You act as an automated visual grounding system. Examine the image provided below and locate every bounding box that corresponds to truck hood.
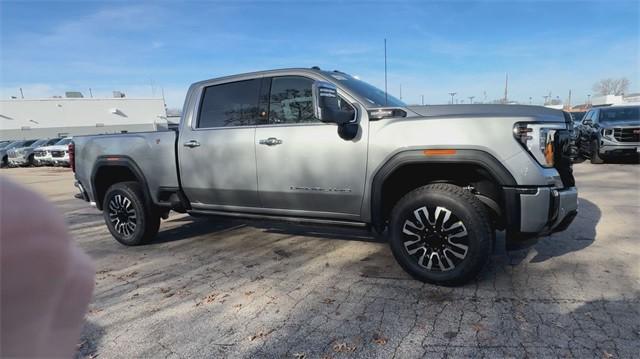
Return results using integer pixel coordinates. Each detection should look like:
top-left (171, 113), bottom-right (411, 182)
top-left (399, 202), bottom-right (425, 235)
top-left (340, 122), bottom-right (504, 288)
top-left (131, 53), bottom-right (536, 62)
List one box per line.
top-left (44, 145), bottom-right (69, 151)
top-left (406, 104), bottom-right (565, 121)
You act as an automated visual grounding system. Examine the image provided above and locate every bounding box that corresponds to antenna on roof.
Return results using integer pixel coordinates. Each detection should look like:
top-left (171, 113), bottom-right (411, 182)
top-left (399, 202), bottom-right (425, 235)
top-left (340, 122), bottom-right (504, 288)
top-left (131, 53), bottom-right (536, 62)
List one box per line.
top-left (384, 38), bottom-right (388, 106)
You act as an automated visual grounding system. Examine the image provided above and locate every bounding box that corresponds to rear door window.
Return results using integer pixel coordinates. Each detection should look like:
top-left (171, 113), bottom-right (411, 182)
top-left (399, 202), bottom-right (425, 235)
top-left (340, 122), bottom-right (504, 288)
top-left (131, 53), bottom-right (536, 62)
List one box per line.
top-left (197, 79), bottom-right (261, 128)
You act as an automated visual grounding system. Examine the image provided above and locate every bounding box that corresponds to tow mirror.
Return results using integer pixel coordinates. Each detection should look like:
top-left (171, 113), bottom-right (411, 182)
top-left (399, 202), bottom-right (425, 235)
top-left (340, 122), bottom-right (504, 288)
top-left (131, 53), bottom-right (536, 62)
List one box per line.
top-left (312, 81), bottom-right (355, 125)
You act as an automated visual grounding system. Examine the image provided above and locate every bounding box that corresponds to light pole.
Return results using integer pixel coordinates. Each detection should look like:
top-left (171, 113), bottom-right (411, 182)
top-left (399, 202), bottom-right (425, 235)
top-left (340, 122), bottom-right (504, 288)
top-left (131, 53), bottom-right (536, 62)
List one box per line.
top-left (529, 96), bottom-right (532, 105)
top-left (421, 94), bottom-right (424, 105)
top-left (448, 92), bottom-right (457, 104)
top-left (468, 96), bottom-right (475, 104)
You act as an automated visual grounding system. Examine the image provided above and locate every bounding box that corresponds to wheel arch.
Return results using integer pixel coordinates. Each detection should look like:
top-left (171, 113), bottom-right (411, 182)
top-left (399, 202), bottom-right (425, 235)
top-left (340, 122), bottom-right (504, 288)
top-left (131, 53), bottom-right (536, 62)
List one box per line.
top-left (91, 156), bottom-right (152, 211)
top-left (370, 149), bottom-right (517, 232)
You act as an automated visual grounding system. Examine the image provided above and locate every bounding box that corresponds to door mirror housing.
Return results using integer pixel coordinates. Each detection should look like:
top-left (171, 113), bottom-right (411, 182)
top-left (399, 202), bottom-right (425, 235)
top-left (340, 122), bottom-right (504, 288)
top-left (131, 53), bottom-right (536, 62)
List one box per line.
top-left (312, 81), bottom-right (355, 125)
top-left (583, 119), bottom-right (593, 126)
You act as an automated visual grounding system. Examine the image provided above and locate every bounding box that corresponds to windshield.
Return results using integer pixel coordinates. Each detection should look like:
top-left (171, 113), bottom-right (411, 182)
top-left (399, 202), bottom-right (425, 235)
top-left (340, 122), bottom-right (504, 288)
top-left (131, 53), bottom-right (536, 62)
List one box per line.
top-left (55, 138), bottom-right (72, 146)
top-left (26, 139), bottom-right (43, 148)
top-left (324, 72), bottom-right (405, 107)
top-left (45, 138), bottom-right (62, 146)
top-left (599, 107), bottom-right (639, 122)
top-left (3, 141), bottom-right (26, 149)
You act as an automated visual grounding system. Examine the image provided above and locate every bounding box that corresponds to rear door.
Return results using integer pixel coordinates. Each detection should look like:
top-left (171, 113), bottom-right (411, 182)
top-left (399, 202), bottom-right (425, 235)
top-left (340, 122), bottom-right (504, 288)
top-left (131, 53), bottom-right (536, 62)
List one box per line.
top-left (178, 78), bottom-right (263, 209)
top-left (254, 75), bottom-right (368, 219)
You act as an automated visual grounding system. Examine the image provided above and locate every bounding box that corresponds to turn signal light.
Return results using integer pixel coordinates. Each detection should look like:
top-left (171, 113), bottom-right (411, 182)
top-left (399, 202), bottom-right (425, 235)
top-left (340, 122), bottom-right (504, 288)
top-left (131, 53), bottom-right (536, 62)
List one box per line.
top-left (423, 149), bottom-right (457, 156)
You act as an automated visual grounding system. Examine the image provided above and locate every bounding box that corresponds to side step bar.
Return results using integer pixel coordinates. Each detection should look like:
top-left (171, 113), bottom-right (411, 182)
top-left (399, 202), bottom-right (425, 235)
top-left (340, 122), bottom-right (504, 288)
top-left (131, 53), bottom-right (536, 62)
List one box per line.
top-left (189, 209), bottom-right (369, 228)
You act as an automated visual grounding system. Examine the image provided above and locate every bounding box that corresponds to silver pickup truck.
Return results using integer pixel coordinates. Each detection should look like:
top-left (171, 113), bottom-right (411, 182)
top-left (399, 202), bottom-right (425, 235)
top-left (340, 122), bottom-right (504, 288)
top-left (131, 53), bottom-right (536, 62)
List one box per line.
top-left (72, 67), bottom-right (578, 285)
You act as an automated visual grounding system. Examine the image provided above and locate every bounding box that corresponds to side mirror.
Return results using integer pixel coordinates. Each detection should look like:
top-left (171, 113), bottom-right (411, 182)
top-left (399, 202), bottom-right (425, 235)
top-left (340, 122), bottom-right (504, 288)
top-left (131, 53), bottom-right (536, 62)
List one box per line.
top-left (312, 81), bottom-right (355, 125)
top-left (583, 119), bottom-right (593, 125)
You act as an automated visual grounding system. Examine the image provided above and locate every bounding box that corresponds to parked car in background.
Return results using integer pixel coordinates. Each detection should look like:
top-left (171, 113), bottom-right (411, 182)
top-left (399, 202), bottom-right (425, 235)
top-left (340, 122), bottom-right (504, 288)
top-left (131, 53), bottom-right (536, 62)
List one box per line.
top-left (575, 105), bottom-right (640, 163)
top-left (34, 137), bottom-right (72, 166)
top-left (7, 138), bottom-right (60, 167)
top-left (1, 140), bottom-right (34, 167)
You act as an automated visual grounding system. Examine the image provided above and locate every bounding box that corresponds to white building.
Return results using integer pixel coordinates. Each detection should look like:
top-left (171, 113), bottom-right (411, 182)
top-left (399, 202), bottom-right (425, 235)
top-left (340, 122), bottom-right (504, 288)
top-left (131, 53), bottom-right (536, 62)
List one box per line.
top-left (0, 97), bottom-right (168, 140)
top-left (591, 93), bottom-right (640, 107)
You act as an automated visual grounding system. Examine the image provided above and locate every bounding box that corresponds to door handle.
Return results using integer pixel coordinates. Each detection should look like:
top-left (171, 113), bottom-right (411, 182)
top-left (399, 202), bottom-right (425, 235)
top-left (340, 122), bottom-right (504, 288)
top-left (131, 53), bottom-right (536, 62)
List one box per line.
top-left (183, 140), bottom-right (200, 148)
top-left (259, 137), bottom-right (283, 146)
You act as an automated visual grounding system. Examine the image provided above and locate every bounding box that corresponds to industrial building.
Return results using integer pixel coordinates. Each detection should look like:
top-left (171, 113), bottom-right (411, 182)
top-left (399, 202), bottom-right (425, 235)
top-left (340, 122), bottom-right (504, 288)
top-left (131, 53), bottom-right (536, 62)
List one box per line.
top-left (0, 95), bottom-right (169, 140)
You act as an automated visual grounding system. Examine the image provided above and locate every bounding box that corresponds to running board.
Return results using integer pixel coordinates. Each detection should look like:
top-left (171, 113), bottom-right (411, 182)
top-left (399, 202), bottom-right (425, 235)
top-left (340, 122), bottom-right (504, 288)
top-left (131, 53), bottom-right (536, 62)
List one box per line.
top-left (189, 209), bottom-right (369, 228)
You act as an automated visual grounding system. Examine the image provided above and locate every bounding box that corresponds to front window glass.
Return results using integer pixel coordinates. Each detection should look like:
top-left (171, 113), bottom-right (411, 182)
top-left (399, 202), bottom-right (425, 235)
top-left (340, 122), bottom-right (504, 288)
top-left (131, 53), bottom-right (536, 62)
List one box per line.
top-left (269, 76), bottom-right (316, 124)
top-left (599, 107), bottom-right (640, 122)
top-left (197, 79), bottom-right (261, 128)
top-left (22, 140), bottom-right (37, 147)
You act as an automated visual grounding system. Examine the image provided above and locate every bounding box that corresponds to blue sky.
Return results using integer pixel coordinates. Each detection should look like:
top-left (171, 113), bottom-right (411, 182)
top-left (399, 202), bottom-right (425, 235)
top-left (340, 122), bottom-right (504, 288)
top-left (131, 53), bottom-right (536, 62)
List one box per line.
top-left (1, 0), bottom-right (638, 108)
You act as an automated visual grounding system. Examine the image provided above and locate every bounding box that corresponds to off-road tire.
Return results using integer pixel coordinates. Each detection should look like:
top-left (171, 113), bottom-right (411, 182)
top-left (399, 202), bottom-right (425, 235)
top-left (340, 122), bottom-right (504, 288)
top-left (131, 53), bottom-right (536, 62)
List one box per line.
top-left (103, 181), bottom-right (160, 246)
top-left (388, 183), bottom-right (492, 286)
top-left (590, 140), bottom-right (604, 164)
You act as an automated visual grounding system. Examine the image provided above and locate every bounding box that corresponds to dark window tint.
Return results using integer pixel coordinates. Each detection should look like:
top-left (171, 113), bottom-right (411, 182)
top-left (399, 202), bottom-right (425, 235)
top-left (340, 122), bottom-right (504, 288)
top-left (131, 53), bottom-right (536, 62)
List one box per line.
top-left (269, 76), bottom-right (316, 124)
top-left (197, 79), bottom-right (261, 128)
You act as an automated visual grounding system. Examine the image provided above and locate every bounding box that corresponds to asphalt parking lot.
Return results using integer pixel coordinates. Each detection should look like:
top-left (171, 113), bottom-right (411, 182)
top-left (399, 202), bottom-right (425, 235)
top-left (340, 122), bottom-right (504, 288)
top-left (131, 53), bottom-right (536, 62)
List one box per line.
top-left (2, 162), bottom-right (639, 358)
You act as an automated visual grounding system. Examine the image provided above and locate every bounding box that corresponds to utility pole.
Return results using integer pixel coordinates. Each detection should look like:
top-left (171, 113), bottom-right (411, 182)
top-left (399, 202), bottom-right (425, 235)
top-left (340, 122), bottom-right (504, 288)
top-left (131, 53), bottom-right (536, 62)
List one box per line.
top-left (384, 38), bottom-right (388, 106)
top-left (448, 92), bottom-right (457, 104)
top-left (483, 91), bottom-right (487, 103)
top-left (529, 96), bottom-right (532, 105)
top-left (503, 73), bottom-right (508, 103)
top-left (567, 89), bottom-right (572, 109)
top-left (89, 88), bottom-right (93, 98)
top-left (468, 96), bottom-right (475, 104)
top-left (421, 94), bottom-right (424, 105)
top-left (399, 84), bottom-right (402, 100)
top-left (19, 88), bottom-right (24, 99)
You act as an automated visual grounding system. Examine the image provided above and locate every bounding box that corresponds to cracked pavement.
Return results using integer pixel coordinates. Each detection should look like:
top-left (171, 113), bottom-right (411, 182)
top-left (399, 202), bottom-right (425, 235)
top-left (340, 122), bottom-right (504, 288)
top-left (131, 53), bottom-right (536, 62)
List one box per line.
top-left (3, 161), bottom-right (639, 358)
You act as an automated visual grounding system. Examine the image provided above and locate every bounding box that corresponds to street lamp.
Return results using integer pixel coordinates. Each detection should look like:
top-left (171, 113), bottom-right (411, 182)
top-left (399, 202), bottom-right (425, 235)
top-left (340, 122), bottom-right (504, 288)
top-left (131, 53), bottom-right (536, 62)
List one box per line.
top-left (448, 92), bottom-right (457, 104)
top-left (529, 96), bottom-right (532, 105)
top-left (468, 96), bottom-right (475, 104)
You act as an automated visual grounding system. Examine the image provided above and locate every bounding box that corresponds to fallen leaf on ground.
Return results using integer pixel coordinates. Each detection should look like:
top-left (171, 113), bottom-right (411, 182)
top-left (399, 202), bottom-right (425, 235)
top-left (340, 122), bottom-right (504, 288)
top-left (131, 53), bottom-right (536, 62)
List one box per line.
top-left (333, 342), bottom-right (356, 352)
top-left (244, 291), bottom-right (255, 296)
top-left (322, 298), bottom-right (335, 304)
top-left (373, 333), bottom-right (388, 345)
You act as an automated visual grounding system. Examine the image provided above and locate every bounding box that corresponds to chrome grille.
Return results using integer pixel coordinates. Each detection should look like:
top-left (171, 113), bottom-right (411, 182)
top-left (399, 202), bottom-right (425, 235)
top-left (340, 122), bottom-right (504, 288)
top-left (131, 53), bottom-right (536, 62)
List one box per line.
top-left (51, 150), bottom-right (65, 158)
top-left (613, 128), bottom-right (640, 142)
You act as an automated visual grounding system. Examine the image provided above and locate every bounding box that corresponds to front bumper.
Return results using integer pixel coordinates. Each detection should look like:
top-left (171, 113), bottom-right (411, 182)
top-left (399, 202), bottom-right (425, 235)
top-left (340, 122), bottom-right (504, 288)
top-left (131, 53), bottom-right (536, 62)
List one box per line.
top-left (504, 186), bottom-right (578, 241)
top-left (8, 155), bottom-right (29, 166)
top-left (600, 137), bottom-right (639, 155)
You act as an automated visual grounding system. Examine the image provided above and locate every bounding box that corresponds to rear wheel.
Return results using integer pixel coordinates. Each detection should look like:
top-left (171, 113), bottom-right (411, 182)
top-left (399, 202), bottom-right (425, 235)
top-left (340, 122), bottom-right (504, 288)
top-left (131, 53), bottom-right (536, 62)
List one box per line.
top-left (590, 140), bottom-right (604, 164)
top-left (388, 183), bottom-right (492, 286)
top-left (103, 181), bottom-right (160, 246)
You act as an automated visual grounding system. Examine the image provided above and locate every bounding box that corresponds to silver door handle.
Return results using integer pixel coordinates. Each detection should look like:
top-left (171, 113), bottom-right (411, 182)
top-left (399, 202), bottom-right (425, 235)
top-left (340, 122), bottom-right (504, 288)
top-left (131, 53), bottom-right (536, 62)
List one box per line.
top-left (183, 140), bottom-right (200, 148)
top-left (259, 137), bottom-right (283, 146)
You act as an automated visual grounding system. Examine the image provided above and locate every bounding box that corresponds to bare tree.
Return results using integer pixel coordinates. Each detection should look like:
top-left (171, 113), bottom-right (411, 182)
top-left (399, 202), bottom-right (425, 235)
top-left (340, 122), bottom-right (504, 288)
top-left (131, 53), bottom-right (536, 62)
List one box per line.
top-left (592, 77), bottom-right (630, 96)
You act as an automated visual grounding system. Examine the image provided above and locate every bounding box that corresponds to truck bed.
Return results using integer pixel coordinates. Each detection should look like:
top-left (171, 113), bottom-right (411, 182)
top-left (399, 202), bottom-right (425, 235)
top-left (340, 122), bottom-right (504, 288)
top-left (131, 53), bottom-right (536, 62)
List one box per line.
top-left (73, 131), bottom-right (179, 206)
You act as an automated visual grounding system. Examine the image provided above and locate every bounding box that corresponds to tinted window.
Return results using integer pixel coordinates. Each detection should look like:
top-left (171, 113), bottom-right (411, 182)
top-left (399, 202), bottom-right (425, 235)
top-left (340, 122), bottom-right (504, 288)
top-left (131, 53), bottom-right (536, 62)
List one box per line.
top-left (22, 140), bottom-right (37, 147)
top-left (45, 138), bottom-right (62, 145)
top-left (599, 107), bottom-right (640, 122)
top-left (268, 76), bottom-right (316, 124)
top-left (197, 79), bottom-right (261, 128)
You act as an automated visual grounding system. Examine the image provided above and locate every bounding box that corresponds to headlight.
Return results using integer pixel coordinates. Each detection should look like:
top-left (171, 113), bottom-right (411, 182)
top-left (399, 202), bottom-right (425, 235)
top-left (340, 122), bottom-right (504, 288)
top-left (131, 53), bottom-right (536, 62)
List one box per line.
top-left (602, 128), bottom-right (614, 138)
top-left (514, 123), bottom-right (565, 168)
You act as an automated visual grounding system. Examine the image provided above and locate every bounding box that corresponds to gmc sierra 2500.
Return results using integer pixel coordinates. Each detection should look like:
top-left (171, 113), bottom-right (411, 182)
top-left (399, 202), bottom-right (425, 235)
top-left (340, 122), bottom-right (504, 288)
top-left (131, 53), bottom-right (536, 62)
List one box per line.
top-left (72, 68), bottom-right (578, 285)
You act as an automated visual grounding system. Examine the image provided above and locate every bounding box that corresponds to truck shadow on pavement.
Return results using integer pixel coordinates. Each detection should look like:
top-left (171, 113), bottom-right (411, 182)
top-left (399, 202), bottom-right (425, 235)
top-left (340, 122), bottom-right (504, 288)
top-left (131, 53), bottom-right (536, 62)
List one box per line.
top-left (502, 198), bottom-right (600, 265)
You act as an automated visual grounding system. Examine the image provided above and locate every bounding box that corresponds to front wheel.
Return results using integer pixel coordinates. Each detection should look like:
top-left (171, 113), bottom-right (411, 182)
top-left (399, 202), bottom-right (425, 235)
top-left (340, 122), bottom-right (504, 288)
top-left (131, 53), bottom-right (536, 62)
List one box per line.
top-left (388, 183), bottom-right (492, 286)
top-left (103, 181), bottom-right (160, 246)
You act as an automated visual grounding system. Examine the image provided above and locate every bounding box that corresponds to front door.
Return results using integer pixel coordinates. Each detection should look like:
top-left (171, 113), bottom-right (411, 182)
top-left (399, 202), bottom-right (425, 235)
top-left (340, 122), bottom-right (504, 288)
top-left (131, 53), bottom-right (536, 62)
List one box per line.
top-left (255, 76), bottom-right (368, 219)
top-left (179, 78), bottom-right (263, 209)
